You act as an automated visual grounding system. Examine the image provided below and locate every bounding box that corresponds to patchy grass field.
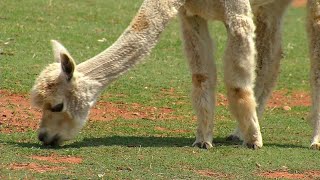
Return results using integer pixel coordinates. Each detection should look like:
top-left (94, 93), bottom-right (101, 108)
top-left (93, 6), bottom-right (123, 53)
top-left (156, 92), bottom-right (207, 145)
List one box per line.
top-left (1, 0), bottom-right (319, 179)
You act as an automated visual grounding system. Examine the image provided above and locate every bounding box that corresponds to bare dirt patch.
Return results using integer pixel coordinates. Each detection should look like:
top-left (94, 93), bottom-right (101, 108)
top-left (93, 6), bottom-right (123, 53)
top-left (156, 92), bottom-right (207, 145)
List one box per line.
top-left (258, 170), bottom-right (320, 179)
top-left (267, 90), bottom-right (310, 108)
top-left (0, 90), bottom-right (311, 134)
top-left (0, 90), bottom-right (177, 133)
top-left (91, 101), bottom-right (176, 121)
top-left (217, 90), bottom-right (311, 108)
top-left (292, 0), bottom-right (307, 8)
top-left (0, 90), bottom-right (41, 133)
top-left (31, 153), bottom-right (82, 164)
top-left (196, 169), bottom-right (231, 179)
top-left (9, 162), bottom-right (66, 173)
top-left (7, 154), bottom-right (81, 174)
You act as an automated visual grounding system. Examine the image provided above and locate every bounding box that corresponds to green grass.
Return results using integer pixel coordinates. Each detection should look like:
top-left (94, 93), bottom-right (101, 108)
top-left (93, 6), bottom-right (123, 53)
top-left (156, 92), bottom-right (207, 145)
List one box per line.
top-left (0, 0), bottom-right (319, 179)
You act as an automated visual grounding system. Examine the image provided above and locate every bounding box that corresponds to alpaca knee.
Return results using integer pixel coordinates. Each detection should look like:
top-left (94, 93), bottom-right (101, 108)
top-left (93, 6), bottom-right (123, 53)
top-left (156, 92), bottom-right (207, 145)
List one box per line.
top-left (191, 73), bottom-right (215, 120)
top-left (192, 74), bottom-right (208, 89)
top-left (227, 86), bottom-right (262, 147)
top-left (227, 87), bottom-right (256, 118)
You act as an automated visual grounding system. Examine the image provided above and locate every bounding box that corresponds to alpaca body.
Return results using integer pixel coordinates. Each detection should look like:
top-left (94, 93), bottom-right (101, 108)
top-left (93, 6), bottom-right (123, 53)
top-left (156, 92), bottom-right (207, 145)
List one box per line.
top-left (183, 0), bottom-right (275, 21)
top-left (31, 0), bottom-right (320, 149)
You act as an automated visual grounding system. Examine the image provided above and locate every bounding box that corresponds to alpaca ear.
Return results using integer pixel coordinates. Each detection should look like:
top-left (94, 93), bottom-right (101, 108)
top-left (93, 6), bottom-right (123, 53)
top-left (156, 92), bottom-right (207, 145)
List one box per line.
top-left (51, 40), bottom-right (70, 63)
top-left (60, 53), bottom-right (75, 81)
top-left (51, 40), bottom-right (76, 81)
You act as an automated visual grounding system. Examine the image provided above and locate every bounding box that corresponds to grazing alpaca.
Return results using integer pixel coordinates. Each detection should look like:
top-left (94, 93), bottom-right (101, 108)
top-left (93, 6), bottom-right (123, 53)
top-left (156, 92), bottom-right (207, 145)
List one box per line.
top-left (31, 0), bottom-right (320, 149)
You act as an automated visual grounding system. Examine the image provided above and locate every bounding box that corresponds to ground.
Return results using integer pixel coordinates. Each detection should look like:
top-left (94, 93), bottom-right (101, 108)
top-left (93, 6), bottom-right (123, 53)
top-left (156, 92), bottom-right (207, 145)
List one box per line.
top-left (0, 89), bottom-right (311, 134)
top-left (9, 153), bottom-right (82, 173)
top-left (0, 88), bottom-right (313, 176)
top-left (292, 0), bottom-right (306, 8)
top-left (0, 0), bottom-right (314, 178)
top-left (258, 170), bottom-right (320, 179)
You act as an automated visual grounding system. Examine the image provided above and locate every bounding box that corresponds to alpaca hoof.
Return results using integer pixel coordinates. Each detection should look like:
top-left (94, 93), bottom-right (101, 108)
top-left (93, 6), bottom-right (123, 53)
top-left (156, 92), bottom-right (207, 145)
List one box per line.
top-left (245, 142), bottom-right (261, 150)
top-left (226, 135), bottom-right (241, 142)
top-left (310, 143), bottom-right (320, 150)
top-left (192, 141), bottom-right (213, 149)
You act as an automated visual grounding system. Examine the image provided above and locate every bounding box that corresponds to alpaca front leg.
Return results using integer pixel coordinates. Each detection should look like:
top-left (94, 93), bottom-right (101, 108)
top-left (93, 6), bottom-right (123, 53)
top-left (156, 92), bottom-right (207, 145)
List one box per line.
top-left (227, 0), bottom-right (291, 142)
top-left (223, 0), bottom-right (262, 149)
top-left (307, 0), bottom-right (320, 149)
top-left (180, 9), bottom-right (217, 149)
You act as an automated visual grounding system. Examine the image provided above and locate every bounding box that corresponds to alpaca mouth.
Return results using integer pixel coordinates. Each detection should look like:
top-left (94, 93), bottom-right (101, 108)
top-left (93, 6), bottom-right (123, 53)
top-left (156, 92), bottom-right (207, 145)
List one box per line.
top-left (38, 132), bottom-right (61, 147)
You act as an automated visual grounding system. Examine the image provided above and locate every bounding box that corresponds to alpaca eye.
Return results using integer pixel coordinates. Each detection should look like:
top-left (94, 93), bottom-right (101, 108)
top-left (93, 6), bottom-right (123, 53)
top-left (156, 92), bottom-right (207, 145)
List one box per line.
top-left (51, 103), bottom-right (64, 112)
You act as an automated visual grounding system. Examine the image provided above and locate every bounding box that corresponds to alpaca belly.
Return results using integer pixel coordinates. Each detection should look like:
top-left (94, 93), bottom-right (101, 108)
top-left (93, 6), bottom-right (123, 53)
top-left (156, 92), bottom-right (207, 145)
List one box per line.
top-left (184, 0), bottom-right (277, 21)
top-left (184, 0), bottom-right (225, 21)
top-left (250, 0), bottom-right (276, 7)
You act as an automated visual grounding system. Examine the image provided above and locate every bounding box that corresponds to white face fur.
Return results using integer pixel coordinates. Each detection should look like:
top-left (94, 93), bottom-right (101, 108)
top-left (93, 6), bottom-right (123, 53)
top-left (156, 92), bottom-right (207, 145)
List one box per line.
top-left (31, 40), bottom-right (93, 146)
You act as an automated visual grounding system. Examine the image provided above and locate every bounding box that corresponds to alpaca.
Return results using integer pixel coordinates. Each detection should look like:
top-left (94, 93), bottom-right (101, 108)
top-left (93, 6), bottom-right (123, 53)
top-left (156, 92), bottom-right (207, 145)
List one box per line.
top-left (31, 0), bottom-right (320, 149)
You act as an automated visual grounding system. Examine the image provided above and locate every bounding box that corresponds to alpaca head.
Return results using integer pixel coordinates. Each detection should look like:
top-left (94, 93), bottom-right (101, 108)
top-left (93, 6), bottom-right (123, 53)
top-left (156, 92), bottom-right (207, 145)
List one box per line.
top-left (31, 40), bottom-right (98, 146)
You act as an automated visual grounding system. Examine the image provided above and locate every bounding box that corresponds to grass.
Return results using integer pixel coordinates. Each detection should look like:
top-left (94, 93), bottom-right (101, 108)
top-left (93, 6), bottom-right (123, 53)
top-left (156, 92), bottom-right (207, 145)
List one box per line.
top-left (0, 0), bottom-right (318, 179)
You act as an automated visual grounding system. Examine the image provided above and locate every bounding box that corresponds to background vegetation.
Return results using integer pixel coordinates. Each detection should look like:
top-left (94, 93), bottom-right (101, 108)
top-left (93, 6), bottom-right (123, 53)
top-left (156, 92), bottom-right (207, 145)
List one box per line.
top-left (0, 0), bottom-right (317, 179)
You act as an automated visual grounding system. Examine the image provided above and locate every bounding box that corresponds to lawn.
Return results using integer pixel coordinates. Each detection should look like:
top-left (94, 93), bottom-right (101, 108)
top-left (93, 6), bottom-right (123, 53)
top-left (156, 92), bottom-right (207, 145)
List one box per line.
top-left (0, 0), bottom-right (319, 179)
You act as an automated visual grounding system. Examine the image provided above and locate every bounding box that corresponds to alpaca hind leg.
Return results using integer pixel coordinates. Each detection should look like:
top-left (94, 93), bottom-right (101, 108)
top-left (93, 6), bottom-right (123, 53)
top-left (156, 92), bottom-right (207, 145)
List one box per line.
top-left (223, 0), bottom-right (262, 149)
top-left (180, 9), bottom-right (217, 149)
top-left (254, 0), bottom-right (291, 118)
top-left (307, 1), bottom-right (320, 149)
top-left (227, 0), bottom-right (291, 142)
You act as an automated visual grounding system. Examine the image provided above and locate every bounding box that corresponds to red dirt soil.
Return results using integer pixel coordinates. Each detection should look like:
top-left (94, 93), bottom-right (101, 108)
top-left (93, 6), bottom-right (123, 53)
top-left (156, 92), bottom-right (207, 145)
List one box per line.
top-left (292, 0), bottom-right (307, 8)
top-left (216, 90), bottom-right (311, 108)
top-left (8, 154), bottom-right (81, 174)
top-left (0, 90), bottom-right (311, 134)
top-left (196, 169), bottom-right (231, 179)
top-left (258, 170), bottom-right (320, 179)
top-left (0, 91), bottom-right (40, 133)
top-left (9, 162), bottom-right (66, 173)
top-left (91, 101), bottom-right (175, 121)
top-left (0, 90), bottom-right (177, 133)
top-left (31, 153), bottom-right (83, 164)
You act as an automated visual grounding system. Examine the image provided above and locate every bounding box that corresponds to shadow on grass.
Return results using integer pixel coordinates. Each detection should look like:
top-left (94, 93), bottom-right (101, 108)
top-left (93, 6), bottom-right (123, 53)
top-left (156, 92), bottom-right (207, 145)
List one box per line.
top-left (66, 136), bottom-right (194, 148)
top-left (1, 135), bottom-right (307, 149)
top-left (64, 136), bottom-right (241, 148)
top-left (263, 143), bottom-right (307, 149)
top-left (1, 135), bottom-right (239, 149)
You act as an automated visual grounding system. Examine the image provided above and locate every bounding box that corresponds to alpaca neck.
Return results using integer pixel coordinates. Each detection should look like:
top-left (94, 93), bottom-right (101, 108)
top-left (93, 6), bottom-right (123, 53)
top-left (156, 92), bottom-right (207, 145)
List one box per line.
top-left (77, 0), bottom-right (185, 91)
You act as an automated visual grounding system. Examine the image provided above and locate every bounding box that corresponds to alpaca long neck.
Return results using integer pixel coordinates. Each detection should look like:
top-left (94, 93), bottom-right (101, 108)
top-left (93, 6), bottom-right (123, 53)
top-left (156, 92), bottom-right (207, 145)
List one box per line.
top-left (77, 0), bottom-right (185, 88)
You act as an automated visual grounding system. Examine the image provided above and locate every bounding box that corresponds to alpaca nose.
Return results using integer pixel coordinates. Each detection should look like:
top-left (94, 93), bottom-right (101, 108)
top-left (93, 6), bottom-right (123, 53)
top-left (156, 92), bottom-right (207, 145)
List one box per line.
top-left (49, 134), bottom-right (60, 147)
top-left (38, 131), bottom-right (47, 142)
top-left (38, 132), bottom-right (60, 147)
